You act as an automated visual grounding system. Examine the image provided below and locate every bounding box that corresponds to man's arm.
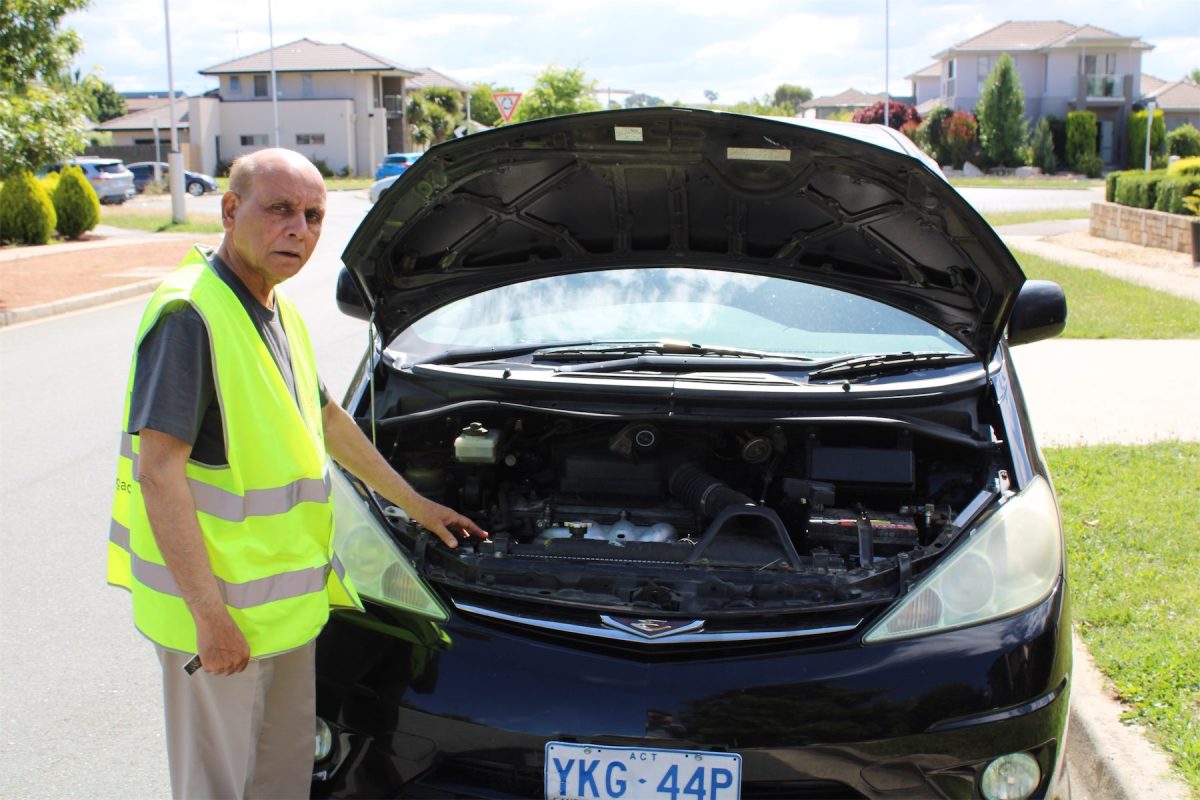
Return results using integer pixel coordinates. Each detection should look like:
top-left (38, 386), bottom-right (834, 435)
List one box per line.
top-left (137, 428), bottom-right (250, 675)
top-left (321, 402), bottom-right (488, 548)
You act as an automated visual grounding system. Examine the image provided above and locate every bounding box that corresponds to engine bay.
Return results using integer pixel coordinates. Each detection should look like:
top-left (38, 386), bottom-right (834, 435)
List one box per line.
top-left (365, 405), bottom-right (1008, 616)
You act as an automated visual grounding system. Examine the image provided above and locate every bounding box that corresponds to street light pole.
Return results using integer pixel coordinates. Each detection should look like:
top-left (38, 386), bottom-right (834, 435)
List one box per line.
top-left (1143, 99), bottom-right (1157, 171)
top-left (163, 0), bottom-right (186, 223)
top-left (268, 0), bottom-right (280, 148)
top-left (884, 0), bottom-right (890, 128)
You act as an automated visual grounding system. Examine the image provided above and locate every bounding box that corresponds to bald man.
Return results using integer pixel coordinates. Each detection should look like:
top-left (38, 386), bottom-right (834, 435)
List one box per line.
top-left (110, 149), bottom-right (485, 798)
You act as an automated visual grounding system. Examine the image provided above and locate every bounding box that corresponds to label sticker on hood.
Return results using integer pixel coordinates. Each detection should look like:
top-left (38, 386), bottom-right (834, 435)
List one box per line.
top-left (728, 146), bottom-right (791, 162)
top-left (614, 126), bottom-right (644, 142)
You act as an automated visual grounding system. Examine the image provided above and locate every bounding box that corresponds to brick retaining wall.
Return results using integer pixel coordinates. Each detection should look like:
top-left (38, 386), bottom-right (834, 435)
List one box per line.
top-left (1089, 202), bottom-right (1197, 254)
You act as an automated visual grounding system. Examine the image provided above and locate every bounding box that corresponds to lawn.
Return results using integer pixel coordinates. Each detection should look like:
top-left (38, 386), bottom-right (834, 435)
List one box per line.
top-left (1013, 250), bottom-right (1200, 339)
top-left (949, 176), bottom-right (1105, 189)
top-left (99, 206), bottom-right (224, 234)
top-left (983, 208), bottom-right (1091, 227)
top-left (1046, 442), bottom-right (1200, 793)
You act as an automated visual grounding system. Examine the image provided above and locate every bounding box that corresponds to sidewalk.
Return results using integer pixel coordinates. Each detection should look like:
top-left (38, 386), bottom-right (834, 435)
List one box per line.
top-left (0, 221), bottom-right (1195, 798)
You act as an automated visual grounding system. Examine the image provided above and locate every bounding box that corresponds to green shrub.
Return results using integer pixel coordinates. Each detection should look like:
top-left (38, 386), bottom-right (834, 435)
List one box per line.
top-left (309, 157), bottom-right (334, 178)
top-left (1128, 109), bottom-right (1167, 169)
top-left (1182, 188), bottom-right (1200, 216)
top-left (1167, 156), bottom-right (1200, 176)
top-left (1046, 115), bottom-right (1067, 169)
top-left (39, 171), bottom-right (60, 196)
top-left (51, 164), bottom-right (100, 239)
top-left (0, 170), bottom-right (57, 245)
top-left (1152, 174), bottom-right (1200, 214)
top-left (1166, 122), bottom-right (1200, 158)
top-left (1105, 169), bottom-right (1136, 202)
top-left (944, 111), bottom-right (978, 169)
top-left (975, 53), bottom-right (1028, 167)
top-left (1030, 116), bottom-right (1057, 173)
top-left (919, 105), bottom-right (953, 165)
top-left (1066, 111), bottom-right (1099, 174)
top-left (1113, 169), bottom-right (1167, 209)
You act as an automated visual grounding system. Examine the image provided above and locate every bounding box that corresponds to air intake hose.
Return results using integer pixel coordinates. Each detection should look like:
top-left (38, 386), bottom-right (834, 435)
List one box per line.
top-left (668, 459), bottom-right (754, 519)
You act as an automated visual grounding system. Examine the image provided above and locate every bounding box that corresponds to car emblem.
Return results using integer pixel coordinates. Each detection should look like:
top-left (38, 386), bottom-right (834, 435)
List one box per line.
top-left (600, 615), bottom-right (705, 639)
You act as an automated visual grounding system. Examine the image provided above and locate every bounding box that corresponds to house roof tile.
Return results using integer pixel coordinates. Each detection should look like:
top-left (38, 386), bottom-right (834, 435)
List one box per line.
top-left (1144, 80), bottom-right (1200, 112)
top-left (801, 88), bottom-right (886, 108)
top-left (940, 20), bottom-right (1151, 55)
top-left (200, 38), bottom-right (418, 76)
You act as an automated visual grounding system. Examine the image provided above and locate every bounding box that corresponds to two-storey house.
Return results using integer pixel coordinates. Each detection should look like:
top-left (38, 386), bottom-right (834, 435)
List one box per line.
top-left (190, 38), bottom-right (421, 176)
top-left (912, 21), bottom-right (1153, 166)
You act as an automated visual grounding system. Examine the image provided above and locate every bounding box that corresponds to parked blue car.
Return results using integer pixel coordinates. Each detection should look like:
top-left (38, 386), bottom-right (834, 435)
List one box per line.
top-left (374, 151), bottom-right (421, 180)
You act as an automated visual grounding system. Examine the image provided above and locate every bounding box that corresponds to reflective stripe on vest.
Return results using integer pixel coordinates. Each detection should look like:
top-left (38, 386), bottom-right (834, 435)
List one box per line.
top-left (108, 247), bottom-right (361, 657)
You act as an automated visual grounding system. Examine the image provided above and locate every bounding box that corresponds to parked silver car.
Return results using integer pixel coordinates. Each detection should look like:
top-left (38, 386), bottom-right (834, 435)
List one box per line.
top-left (47, 157), bottom-right (136, 204)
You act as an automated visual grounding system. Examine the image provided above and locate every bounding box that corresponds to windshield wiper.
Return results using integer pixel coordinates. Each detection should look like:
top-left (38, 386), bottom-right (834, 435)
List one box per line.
top-left (806, 351), bottom-right (978, 382)
top-left (417, 340), bottom-right (598, 365)
top-left (535, 339), bottom-right (813, 363)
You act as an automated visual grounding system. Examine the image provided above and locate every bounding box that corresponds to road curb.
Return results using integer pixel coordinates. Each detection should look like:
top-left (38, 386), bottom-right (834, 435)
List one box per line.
top-left (1067, 634), bottom-right (1190, 800)
top-left (0, 277), bottom-right (162, 327)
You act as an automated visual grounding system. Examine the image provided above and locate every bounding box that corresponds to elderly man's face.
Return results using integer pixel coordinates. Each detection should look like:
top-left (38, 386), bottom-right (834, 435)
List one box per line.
top-left (222, 156), bottom-right (326, 293)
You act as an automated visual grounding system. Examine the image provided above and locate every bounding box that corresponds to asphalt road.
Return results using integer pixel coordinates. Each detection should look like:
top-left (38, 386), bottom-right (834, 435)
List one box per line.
top-left (0, 184), bottom-right (1164, 797)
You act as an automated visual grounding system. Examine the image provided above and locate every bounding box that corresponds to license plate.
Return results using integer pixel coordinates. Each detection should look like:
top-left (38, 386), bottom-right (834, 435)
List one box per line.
top-left (545, 741), bottom-right (741, 800)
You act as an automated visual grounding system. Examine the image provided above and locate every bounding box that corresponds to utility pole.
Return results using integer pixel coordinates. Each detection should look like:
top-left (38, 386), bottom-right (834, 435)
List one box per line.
top-left (268, 0), bottom-right (280, 147)
top-left (163, 0), bottom-right (185, 223)
top-left (883, 0), bottom-right (890, 128)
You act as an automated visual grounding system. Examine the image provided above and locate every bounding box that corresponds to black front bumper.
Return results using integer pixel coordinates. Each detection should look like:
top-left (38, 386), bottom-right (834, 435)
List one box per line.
top-left (313, 583), bottom-right (1071, 799)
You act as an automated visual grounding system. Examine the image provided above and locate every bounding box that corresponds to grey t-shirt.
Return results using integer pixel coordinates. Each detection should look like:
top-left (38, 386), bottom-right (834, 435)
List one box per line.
top-left (127, 253), bottom-right (329, 466)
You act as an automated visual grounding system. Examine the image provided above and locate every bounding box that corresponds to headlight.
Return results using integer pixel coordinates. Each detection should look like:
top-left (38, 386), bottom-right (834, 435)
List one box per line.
top-left (329, 466), bottom-right (449, 621)
top-left (864, 476), bottom-right (1061, 643)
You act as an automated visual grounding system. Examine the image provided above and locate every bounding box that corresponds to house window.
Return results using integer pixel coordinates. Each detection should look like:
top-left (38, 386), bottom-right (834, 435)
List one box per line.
top-left (977, 56), bottom-right (991, 93)
top-left (295, 133), bottom-right (325, 145)
top-left (1082, 53), bottom-right (1117, 76)
top-left (947, 59), bottom-right (955, 79)
top-left (373, 74), bottom-right (381, 107)
top-left (230, 75), bottom-right (241, 94)
top-left (240, 134), bottom-right (268, 146)
top-left (254, 74), bottom-right (268, 97)
top-left (302, 73), bottom-right (314, 98)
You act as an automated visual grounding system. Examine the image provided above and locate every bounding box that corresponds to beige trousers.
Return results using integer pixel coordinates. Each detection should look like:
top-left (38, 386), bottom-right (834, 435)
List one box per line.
top-left (156, 641), bottom-right (316, 800)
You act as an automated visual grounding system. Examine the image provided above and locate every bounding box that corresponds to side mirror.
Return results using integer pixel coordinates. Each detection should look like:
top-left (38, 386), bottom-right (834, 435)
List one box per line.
top-left (1007, 280), bottom-right (1067, 346)
top-left (336, 267), bottom-right (371, 321)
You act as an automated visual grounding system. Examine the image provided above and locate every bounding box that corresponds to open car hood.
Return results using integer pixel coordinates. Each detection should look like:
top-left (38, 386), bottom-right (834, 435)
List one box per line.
top-left (342, 108), bottom-right (1025, 359)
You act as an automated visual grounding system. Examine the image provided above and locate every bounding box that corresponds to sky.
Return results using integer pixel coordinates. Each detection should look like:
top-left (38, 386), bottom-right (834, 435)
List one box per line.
top-left (66, 0), bottom-right (1200, 106)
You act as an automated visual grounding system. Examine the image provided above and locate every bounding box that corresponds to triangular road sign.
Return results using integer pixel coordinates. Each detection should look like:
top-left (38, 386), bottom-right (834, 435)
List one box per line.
top-left (492, 92), bottom-right (523, 123)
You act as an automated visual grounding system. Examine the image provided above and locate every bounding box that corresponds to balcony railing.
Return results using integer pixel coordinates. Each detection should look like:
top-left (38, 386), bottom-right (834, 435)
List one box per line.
top-left (1084, 74), bottom-right (1126, 99)
top-left (383, 94), bottom-right (406, 115)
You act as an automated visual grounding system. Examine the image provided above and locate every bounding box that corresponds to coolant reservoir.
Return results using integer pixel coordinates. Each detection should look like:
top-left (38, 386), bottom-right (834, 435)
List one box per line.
top-left (454, 422), bottom-right (500, 464)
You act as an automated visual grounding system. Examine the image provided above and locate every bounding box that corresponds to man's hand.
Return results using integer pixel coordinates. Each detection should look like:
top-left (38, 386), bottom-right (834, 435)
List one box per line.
top-left (408, 496), bottom-right (489, 549)
top-left (322, 402), bottom-right (490, 548)
top-left (194, 607), bottom-right (251, 675)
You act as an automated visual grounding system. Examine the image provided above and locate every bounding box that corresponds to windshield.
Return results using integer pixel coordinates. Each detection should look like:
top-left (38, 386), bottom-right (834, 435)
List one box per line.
top-left (389, 268), bottom-right (969, 361)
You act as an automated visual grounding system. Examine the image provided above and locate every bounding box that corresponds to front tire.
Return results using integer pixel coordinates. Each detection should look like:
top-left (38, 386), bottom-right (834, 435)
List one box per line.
top-left (186, 181), bottom-right (204, 196)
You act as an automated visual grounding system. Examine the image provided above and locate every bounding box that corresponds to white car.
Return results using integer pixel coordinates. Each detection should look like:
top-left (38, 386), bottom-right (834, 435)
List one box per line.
top-left (368, 174), bottom-right (400, 204)
top-left (47, 157), bottom-right (136, 204)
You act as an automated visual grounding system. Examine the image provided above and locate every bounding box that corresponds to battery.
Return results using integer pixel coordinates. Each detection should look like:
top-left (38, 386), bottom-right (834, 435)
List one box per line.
top-left (806, 509), bottom-right (919, 555)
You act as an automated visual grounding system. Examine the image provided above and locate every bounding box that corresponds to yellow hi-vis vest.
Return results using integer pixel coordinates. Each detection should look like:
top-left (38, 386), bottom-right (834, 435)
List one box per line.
top-left (108, 247), bottom-right (361, 657)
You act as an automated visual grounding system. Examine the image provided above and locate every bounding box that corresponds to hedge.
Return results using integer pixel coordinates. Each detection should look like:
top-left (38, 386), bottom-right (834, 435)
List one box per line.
top-left (1153, 174), bottom-right (1200, 214)
top-left (1106, 167), bottom-right (1200, 216)
top-left (1127, 109), bottom-right (1167, 169)
top-left (0, 170), bottom-right (57, 245)
top-left (1167, 156), bottom-right (1200, 176)
top-left (1066, 111), bottom-right (1102, 176)
top-left (51, 164), bottom-right (100, 239)
top-left (1166, 123), bottom-right (1200, 158)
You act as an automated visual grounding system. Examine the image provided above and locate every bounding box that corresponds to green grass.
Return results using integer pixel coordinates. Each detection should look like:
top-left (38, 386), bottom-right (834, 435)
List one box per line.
top-left (949, 176), bottom-right (1105, 189)
top-left (1013, 250), bottom-right (1200, 339)
top-left (983, 208), bottom-right (1091, 226)
top-left (1046, 442), bottom-right (1200, 793)
top-left (99, 207), bottom-right (224, 234)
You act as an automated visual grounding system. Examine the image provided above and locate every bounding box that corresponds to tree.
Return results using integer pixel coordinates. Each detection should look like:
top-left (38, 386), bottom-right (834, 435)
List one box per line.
top-left (772, 84), bottom-right (813, 115)
top-left (625, 92), bottom-right (664, 109)
top-left (919, 105), bottom-right (953, 165)
top-left (976, 53), bottom-right (1028, 167)
top-left (468, 82), bottom-right (512, 128)
top-left (852, 100), bottom-right (921, 130)
top-left (943, 112), bottom-right (978, 169)
top-left (408, 87), bottom-right (464, 146)
top-left (1186, 67), bottom-right (1200, 85)
top-left (510, 65), bottom-right (601, 123)
top-left (78, 73), bottom-right (126, 122)
top-left (1030, 117), bottom-right (1056, 173)
top-left (703, 89), bottom-right (718, 103)
top-left (0, 0), bottom-right (93, 178)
